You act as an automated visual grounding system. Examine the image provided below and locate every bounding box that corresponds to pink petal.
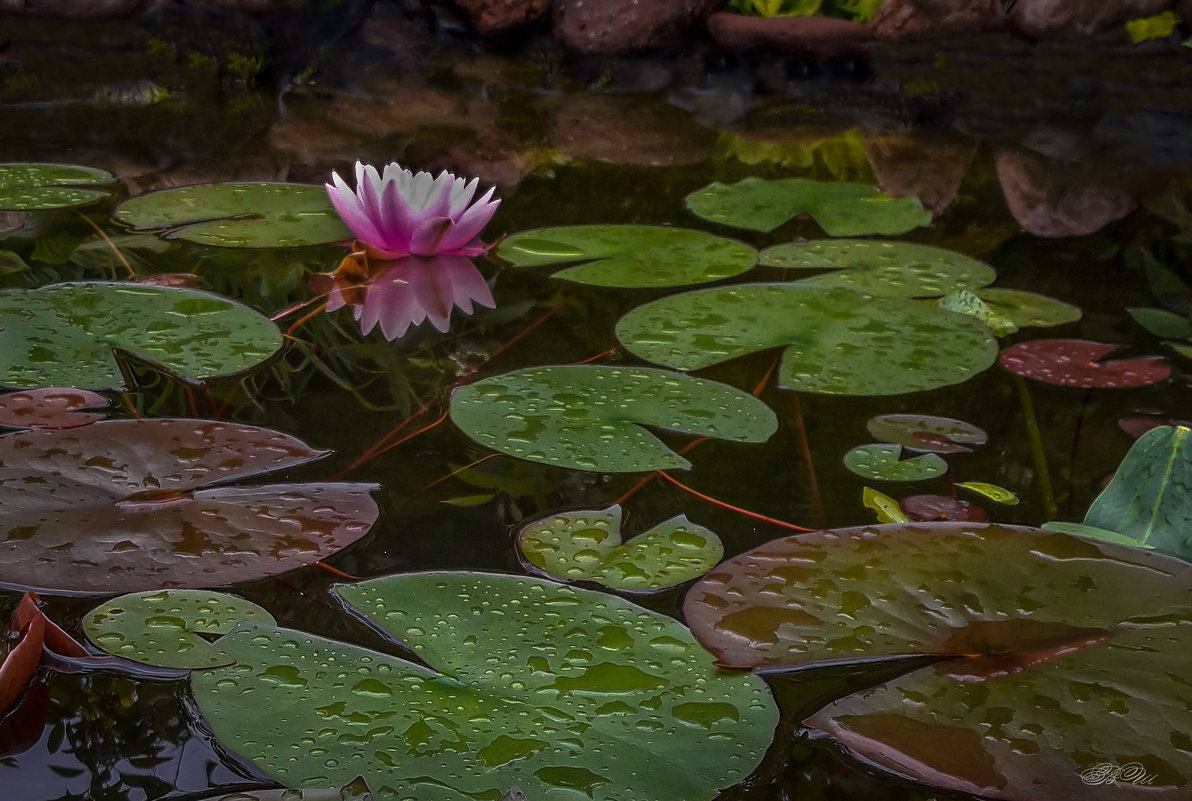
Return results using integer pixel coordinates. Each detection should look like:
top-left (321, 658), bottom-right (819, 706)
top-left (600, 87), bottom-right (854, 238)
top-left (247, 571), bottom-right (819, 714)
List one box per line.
top-left (449, 259), bottom-right (496, 313)
top-left (378, 177), bottom-right (416, 254)
top-left (354, 163), bottom-right (389, 249)
top-left (409, 217), bottom-right (454, 255)
top-left (447, 177), bottom-right (479, 217)
top-left (409, 260), bottom-right (455, 332)
top-left (437, 191), bottom-right (500, 254)
top-left (326, 173), bottom-right (385, 246)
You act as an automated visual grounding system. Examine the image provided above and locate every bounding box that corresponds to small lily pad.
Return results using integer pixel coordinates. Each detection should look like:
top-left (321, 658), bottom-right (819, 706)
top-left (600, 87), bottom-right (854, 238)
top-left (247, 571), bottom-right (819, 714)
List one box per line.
top-left (900, 494), bottom-right (988, 522)
top-left (114, 182), bottom-right (352, 248)
top-left (85, 590), bottom-right (275, 669)
top-left (1128, 307), bottom-right (1192, 339)
top-left (956, 481), bottom-right (1019, 505)
top-left (863, 487), bottom-right (908, 523)
top-left (450, 365), bottom-right (777, 473)
top-left (686, 178), bottom-right (931, 236)
top-left (0, 388), bottom-right (109, 430)
top-left (759, 240), bottom-right (994, 298)
top-left (0, 163), bottom-right (113, 210)
top-left (999, 339), bottom-right (1169, 388)
top-left (866, 414), bottom-right (987, 454)
top-left (844, 444), bottom-right (948, 482)
top-left (977, 288), bottom-right (1081, 329)
top-left (498, 226), bottom-right (757, 288)
top-left (517, 506), bottom-right (723, 591)
top-left (0, 282), bottom-right (282, 390)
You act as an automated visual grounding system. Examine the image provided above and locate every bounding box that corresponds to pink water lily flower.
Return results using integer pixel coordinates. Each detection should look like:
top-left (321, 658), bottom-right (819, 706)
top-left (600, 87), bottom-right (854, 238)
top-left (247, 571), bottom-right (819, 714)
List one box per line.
top-left (326, 161), bottom-right (500, 258)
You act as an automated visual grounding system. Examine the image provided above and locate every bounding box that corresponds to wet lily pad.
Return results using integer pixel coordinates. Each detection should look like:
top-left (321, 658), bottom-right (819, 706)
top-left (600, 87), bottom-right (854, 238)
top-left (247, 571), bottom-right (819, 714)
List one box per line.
top-left (114, 182), bottom-right (352, 248)
top-left (900, 494), bottom-right (988, 522)
top-left (85, 590), bottom-right (276, 668)
top-left (190, 777), bottom-right (373, 801)
top-left (683, 523), bottom-right (1192, 801)
top-left (193, 572), bottom-right (778, 801)
top-left (616, 285), bottom-right (998, 396)
top-left (498, 226), bottom-right (757, 288)
top-left (450, 365), bottom-right (777, 472)
top-left (685, 178), bottom-right (931, 236)
top-left (1128, 307), bottom-right (1192, 339)
top-left (759, 240), bottom-right (994, 297)
top-left (0, 388), bottom-right (109, 429)
top-left (977, 288), bottom-right (1081, 329)
top-left (866, 414), bottom-right (987, 454)
top-left (517, 506), bottom-right (723, 591)
top-left (0, 418), bottom-right (378, 594)
top-left (844, 444), bottom-right (948, 482)
top-left (1083, 425), bottom-right (1192, 559)
top-left (955, 481), bottom-right (1018, 505)
top-left (862, 487), bottom-right (908, 523)
top-left (998, 339), bottom-right (1169, 388)
top-left (0, 163), bottom-right (113, 210)
top-left (0, 282), bottom-right (283, 390)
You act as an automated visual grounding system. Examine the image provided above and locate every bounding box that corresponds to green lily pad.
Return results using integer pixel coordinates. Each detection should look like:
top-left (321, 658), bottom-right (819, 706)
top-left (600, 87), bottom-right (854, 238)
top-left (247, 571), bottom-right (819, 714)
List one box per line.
top-left (1082, 425), bottom-right (1192, 559)
top-left (844, 444), bottom-right (948, 482)
top-left (938, 290), bottom-right (1018, 336)
top-left (866, 413), bottom-right (987, 454)
top-left (1128, 306), bottom-right (1192, 338)
top-left (114, 182), bottom-right (352, 248)
top-left (978, 288), bottom-right (1081, 329)
top-left (517, 506), bottom-right (723, 591)
top-left (616, 284), bottom-right (998, 396)
top-left (497, 226), bottom-right (756, 288)
top-left (0, 281), bottom-right (282, 389)
top-left (193, 572), bottom-right (778, 801)
top-left (955, 481), bottom-right (1018, 505)
top-left (685, 178), bottom-right (931, 236)
top-left (759, 240), bottom-right (994, 298)
top-left (189, 777), bottom-right (373, 801)
top-left (85, 590), bottom-right (276, 668)
top-left (450, 365), bottom-right (777, 472)
top-left (683, 523), bottom-right (1192, 800)
top-left (0, 163), bottom-right (114, 210)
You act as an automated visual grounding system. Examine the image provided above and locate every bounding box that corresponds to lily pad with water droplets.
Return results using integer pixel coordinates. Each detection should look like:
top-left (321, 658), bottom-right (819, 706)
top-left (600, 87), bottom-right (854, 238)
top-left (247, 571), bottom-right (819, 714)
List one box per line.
top-left (759, 240), bottom-right (994, 297)
top-left (0, 388), bottom-right (109, 430)
top-left (85, 590), bottom-right (276, 669)
top-left (617, 284), bottom-right (998, 396)
top-left (0, 163), bottom-right (114, 210)
top-left (0, 282), bottom-right (282, 390)
top-left (497, 226), bottom-right (757, 288)
top-left (0, 418), bottom-right (378, 594)
top-left (977, 288), bottom-right (1081, 330)
top-left (114, 182), bottom-right (352, 248)
top-left (866, 414), bottom-right (987, 454)
top-left (844, 444), bottom-right (948, 482)
top-left (189, 778), bottom-right (374, 801)
top-left (685, 178), bottom-right (931, 236)
top-left (683, 523), bottom-right (1192, 801)
top-left (517, 506), bottom-right (723, 591)
top-left (450, 365), bottom-right (777, 473)
top-left (998, 339), bottom-right (1169, 388)
top-left (193, 571), bottom-right (778, 801)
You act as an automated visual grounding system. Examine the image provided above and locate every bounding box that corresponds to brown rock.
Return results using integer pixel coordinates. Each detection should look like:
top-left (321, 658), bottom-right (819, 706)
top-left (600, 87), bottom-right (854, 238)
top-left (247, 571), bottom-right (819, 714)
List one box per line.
top-left (706, 12), bottom-right (873, 56)
top-left (552, 0), bottom-right (721, 55)
top-left (0, 0), bottom-right (159, 17)
top-left (455, 0), bottom-right (550, 36)
top-left (1008, 0), bottom-right (1175, 38)
top-left (549, 93), bottom-right (715, 166)
top-left (995, 148), bottom-right (1138, 238)
top-left (864, 133), bottom-right (976, 214)
top-left (870, 0), bottom-right (1004, 42)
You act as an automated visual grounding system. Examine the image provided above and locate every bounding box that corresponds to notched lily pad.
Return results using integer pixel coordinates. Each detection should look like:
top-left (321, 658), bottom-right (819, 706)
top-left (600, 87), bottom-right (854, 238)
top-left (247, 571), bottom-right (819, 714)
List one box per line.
top-left (193, 572), bottom-right (777, 801)
top-left (85, 589), bottom-right (276, 668)
top-left (0, 282), bottom-right (283, 390)
top-left (866, 414), bottom-right (987, 454)
top-left (0, 388), bottom-right (109, 429)
top-left (0, 163), bottom-right (114, 210)
top-left (617, 284), bottom-right (998, 396)
top-left (900, 495), bottom-right (988, 522)
top-left (450, 365), bottom-right (777, 473)
top-left (0, 418), bottom-right (378, 594)
top-left (977, 288), bottom-right (1081, 329)
top-left (686, 178), bottom-right (931, 236)
top-left (498, 226), bottom-right (757, 288)
top-left (114, 182), bottom-right (351, 248)
top-left (517, 505), bottom-right (723, 591)
top-left (844, 444), bottom-right (948, 482)
top-left (999, 339), bottom-right (1169, 388)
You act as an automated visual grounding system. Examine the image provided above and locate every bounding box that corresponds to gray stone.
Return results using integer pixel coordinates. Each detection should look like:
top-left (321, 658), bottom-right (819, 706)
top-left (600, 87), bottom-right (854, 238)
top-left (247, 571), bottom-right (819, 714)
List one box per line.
top-left (996, 147), bottom-right (1138, 238)
top-left (1008, 0), bottom-right (1175, 38)
top-left (454, 0), bottom-right (550, 36)
top-left (870, 0), bottom-right (1004, 42)
top-left (552, 0), bottom-right (723, 55)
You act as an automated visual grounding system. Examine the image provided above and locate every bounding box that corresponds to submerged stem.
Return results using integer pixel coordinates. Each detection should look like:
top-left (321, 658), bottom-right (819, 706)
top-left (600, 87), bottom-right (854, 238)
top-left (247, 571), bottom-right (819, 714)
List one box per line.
top-left (1014, 374), bottom-right (1057, 519)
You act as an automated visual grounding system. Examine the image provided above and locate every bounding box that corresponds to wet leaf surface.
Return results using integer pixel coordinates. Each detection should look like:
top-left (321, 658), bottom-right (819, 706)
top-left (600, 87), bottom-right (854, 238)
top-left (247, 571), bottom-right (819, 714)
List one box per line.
top-left (114, 182), bottom-right (352, 248)
top-left (517, 505), bottom-right (723, 591)
top-left (0, 163), bottom-right (113, 210)
top-left (843, 444), bottom-right (948, 481)
top-left (0, 388), bottom-right (109, 429)
top-left (0, 282), bottom-right (283, 390)
top-left (1, 593), bottom-right (87, 716)
top-left (187, 776), bottom-right (374, 801)
top-left (450, 365), bottom-right (777, 472)
top-left (685, 178), bottom-right (931, 236)
top-left (998, 339), bottom-right (1170, 388)
top-left (975, 288), bottom-right (1082, 330)
top-left (683, 523), bottom-right (1192, 800)
top-left (193, 572), bottom-right (777, 801)
top-left (900, 494), bottom-right (988, 522)
top-left (617, 284), bottom-right (998, 396)
top-left (85, 590), bottom-right (276, 668)
top-left (0, 418), bottom-right (378, 594)
top-left (498, 225), bottom-right (757, 288)
top-left (866, 413), bottom-right (987, 454)
top-left (1127, 307), bottom-right (1192, 339)
top-left (955, 481), bottom-right (1018, 505)
top-left (759, 239), bottom-right (994, 297)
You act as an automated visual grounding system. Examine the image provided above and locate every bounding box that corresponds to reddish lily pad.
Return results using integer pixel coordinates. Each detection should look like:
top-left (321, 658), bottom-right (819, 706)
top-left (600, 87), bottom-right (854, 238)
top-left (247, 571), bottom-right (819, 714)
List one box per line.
top-left (683, 523), bottom-right (1192, 801)
top-left (1118, 415), bottom-right (1192, 439)
top-left (0, 419), bottom-right (378, 595)
top-left (998, 339), bottom-right (1170, 388)
top-left (1, 593), bottom-right (87, 715)
top-left (900, 495), bottom-right (988, 522)
top-left (866, 413), bottom-right (987, 454)
top-left (0, 388), bottom-right (109, 430)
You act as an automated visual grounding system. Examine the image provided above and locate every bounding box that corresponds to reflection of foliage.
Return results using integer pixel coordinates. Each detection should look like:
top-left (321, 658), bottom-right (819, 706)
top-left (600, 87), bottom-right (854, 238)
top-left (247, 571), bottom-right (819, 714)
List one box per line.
top-left (726, 0), bottom-right (884, 22)
top-left (714, 130), bottom-right (875, 183)
top-left (447, 456), bottom-right (566, 521)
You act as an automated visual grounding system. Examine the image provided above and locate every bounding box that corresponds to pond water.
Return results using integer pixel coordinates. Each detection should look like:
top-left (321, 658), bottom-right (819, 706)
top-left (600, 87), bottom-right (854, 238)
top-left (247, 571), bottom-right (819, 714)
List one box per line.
top-left (2, 8), bottom-right (1192, 801)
